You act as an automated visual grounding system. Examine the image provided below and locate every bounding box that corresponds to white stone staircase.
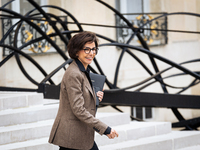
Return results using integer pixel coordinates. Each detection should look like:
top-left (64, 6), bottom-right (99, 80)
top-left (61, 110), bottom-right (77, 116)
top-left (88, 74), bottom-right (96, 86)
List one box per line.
top-left (0, 92), bottom-right (200, 150)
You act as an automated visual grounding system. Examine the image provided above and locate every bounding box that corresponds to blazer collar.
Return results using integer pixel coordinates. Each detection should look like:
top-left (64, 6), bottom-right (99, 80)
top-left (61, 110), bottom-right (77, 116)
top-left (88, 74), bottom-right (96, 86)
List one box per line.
top-left (75, 58), bottom-right (90, 73)
top-left (73, 59), bottom-right (96, 101)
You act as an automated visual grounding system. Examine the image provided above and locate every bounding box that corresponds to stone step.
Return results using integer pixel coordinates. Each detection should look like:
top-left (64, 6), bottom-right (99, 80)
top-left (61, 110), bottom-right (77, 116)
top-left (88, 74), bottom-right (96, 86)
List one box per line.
top-left (96, 112), bottom-right (130, 127)
top-left (0, 104), bottom-right (59, 127)
top-left (177, 145), bottom-right (200, 150)
top-left (95, 121), bottom-right (171, 147)
top-left (0, 119), bottom-right (54, 145)
top-left (0, 137), bottom-right (59, 150)
top-left (0, 92), bottom-right (43, 111)
top-left (0, 121), bottom-right (170, 150)
top-left (99, 131), bottom-right (200, 150)
top-left (0, 112), bottom-right (130, 145)
top-left (1, 130), bottom-right (199, 150)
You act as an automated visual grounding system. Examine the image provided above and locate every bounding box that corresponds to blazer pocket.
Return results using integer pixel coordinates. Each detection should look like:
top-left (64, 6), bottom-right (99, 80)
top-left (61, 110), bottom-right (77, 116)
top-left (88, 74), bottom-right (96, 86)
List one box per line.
top-left (70, 120), bottom-right (86, 136)
top-left (69, 120), bottom-right (93, 147)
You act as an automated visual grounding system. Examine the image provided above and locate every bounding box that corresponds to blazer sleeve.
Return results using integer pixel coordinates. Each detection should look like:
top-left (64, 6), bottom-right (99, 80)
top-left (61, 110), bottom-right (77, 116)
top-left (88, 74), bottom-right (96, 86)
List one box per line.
top-left (63, 71), bottom-right (108, 135)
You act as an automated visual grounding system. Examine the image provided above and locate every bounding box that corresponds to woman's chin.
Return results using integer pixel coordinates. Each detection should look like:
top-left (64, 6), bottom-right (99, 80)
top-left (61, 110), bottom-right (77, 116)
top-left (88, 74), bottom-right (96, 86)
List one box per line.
top-left (86, 59), bottom-right (93, 64)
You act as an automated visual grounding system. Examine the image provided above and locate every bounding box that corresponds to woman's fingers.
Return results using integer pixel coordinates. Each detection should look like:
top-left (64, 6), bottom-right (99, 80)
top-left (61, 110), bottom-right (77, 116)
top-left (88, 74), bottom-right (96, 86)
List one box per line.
top-left (115, 131), bottom-right (119, 137)
top-left (97, 91), bottom-right (104, 102)
top-left (107, 129), bottom-right (119, 139)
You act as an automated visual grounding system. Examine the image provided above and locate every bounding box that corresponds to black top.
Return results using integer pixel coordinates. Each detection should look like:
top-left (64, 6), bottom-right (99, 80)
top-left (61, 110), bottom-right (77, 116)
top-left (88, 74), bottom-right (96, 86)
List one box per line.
top-left (75, 59), bottom-right (93, 89)
top-left (75, 59), bottom-right (111, 135)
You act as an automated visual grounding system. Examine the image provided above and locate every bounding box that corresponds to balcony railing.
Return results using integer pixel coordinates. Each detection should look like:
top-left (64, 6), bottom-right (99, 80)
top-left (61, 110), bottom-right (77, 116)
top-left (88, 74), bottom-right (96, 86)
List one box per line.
top-left (115, 12), bottom-right (168, 46)
top-left (1, 16), bottom-right (68, 56)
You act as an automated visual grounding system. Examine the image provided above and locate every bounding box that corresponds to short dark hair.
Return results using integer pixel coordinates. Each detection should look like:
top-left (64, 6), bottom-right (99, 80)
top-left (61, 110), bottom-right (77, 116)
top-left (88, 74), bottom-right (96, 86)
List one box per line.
top-left (67, 31), bottom-right (99, 59)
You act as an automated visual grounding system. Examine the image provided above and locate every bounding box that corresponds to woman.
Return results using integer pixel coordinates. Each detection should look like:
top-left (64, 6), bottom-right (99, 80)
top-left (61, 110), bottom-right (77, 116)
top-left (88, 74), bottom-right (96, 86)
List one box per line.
top-left (49, 31), bottom-right (119, 150)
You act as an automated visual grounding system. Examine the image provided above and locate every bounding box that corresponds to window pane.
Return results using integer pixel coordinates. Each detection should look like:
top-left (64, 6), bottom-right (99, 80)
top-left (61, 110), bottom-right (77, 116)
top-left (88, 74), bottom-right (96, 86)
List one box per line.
top-left (136, 106), bottom-right (143, 119)
top-left (145, 107), bottom-right (152, 119)
top-left (20, 0), bottom-right (41, 15)
top-left (127, 0), bottom-right (142, 13)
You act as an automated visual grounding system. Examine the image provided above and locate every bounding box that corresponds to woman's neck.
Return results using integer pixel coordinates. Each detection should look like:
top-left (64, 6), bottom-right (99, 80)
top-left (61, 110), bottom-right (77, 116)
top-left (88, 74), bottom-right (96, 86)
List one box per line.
top-left (78, 58), bottom-right (88, 70)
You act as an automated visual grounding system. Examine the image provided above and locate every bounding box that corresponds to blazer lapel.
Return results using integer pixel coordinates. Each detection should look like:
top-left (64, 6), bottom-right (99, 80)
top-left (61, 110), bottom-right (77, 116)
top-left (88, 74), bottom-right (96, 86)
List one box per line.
top-left (83, 73), bottom-right (96, 101)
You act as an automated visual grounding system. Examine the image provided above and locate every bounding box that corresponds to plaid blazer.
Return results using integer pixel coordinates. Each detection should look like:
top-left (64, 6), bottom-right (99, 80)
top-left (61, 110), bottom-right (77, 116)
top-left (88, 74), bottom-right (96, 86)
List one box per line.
top-left (49, 60), bottom-right (108, 150)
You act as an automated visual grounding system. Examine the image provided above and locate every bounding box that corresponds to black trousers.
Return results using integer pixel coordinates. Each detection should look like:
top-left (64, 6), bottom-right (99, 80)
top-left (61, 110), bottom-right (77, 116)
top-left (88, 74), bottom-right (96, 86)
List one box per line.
top-left (59, 141), bottom-right (99, 150)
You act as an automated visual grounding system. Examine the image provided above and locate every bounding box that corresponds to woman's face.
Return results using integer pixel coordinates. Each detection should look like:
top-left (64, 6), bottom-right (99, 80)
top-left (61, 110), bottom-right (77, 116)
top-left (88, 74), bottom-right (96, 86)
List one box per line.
top-left (77, 42), bottom-right (96, 69)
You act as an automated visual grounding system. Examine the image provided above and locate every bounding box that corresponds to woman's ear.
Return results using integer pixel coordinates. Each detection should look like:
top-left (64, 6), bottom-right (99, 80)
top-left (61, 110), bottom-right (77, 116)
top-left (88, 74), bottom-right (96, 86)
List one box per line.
top-left (76, 52), bottom-right (79, 58)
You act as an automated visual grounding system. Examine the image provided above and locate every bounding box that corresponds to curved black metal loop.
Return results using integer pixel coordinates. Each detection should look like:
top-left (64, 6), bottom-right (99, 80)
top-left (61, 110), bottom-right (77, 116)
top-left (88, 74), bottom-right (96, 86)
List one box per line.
top-left (1, 5), bottom-right (72, 86)
top-left (0, 2), bottom-right (85, 87)
top-left (12, 12), bottom-right (73, 86)
top-left (96, 0), bottom-right (168, 94)
top-left (24, 4), bottom-right (83, 33)
top-left (135, 59), bottom-right (200, 92)
top-left (95, 33), bottom-right (158, 89)
top-left (27, 0), bottom-right (69, 50)
top-left (1, 0), bottom-right (15, 8)
top-left (40, 59), bottom-right (73, 84)
top-left (0, 30), bottom-right (79, 68)
top-left (0, 7), bottom-right (68, 60)
top-left (99, 43), bottom-right (200, 79)
top-left (0, 44), bottom-right (51, 85)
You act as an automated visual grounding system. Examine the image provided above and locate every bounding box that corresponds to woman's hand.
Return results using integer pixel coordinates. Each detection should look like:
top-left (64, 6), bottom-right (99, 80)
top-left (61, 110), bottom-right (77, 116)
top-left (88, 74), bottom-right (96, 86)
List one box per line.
top-left (107, 129), bottom-right (119, 139)
top-left (96, 91), bottom-right (104, 102)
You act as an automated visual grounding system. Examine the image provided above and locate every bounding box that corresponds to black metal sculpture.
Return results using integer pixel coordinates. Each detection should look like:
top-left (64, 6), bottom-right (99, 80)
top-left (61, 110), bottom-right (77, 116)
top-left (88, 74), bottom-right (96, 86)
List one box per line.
top-left (0, 0), bottom-right (200, 130)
